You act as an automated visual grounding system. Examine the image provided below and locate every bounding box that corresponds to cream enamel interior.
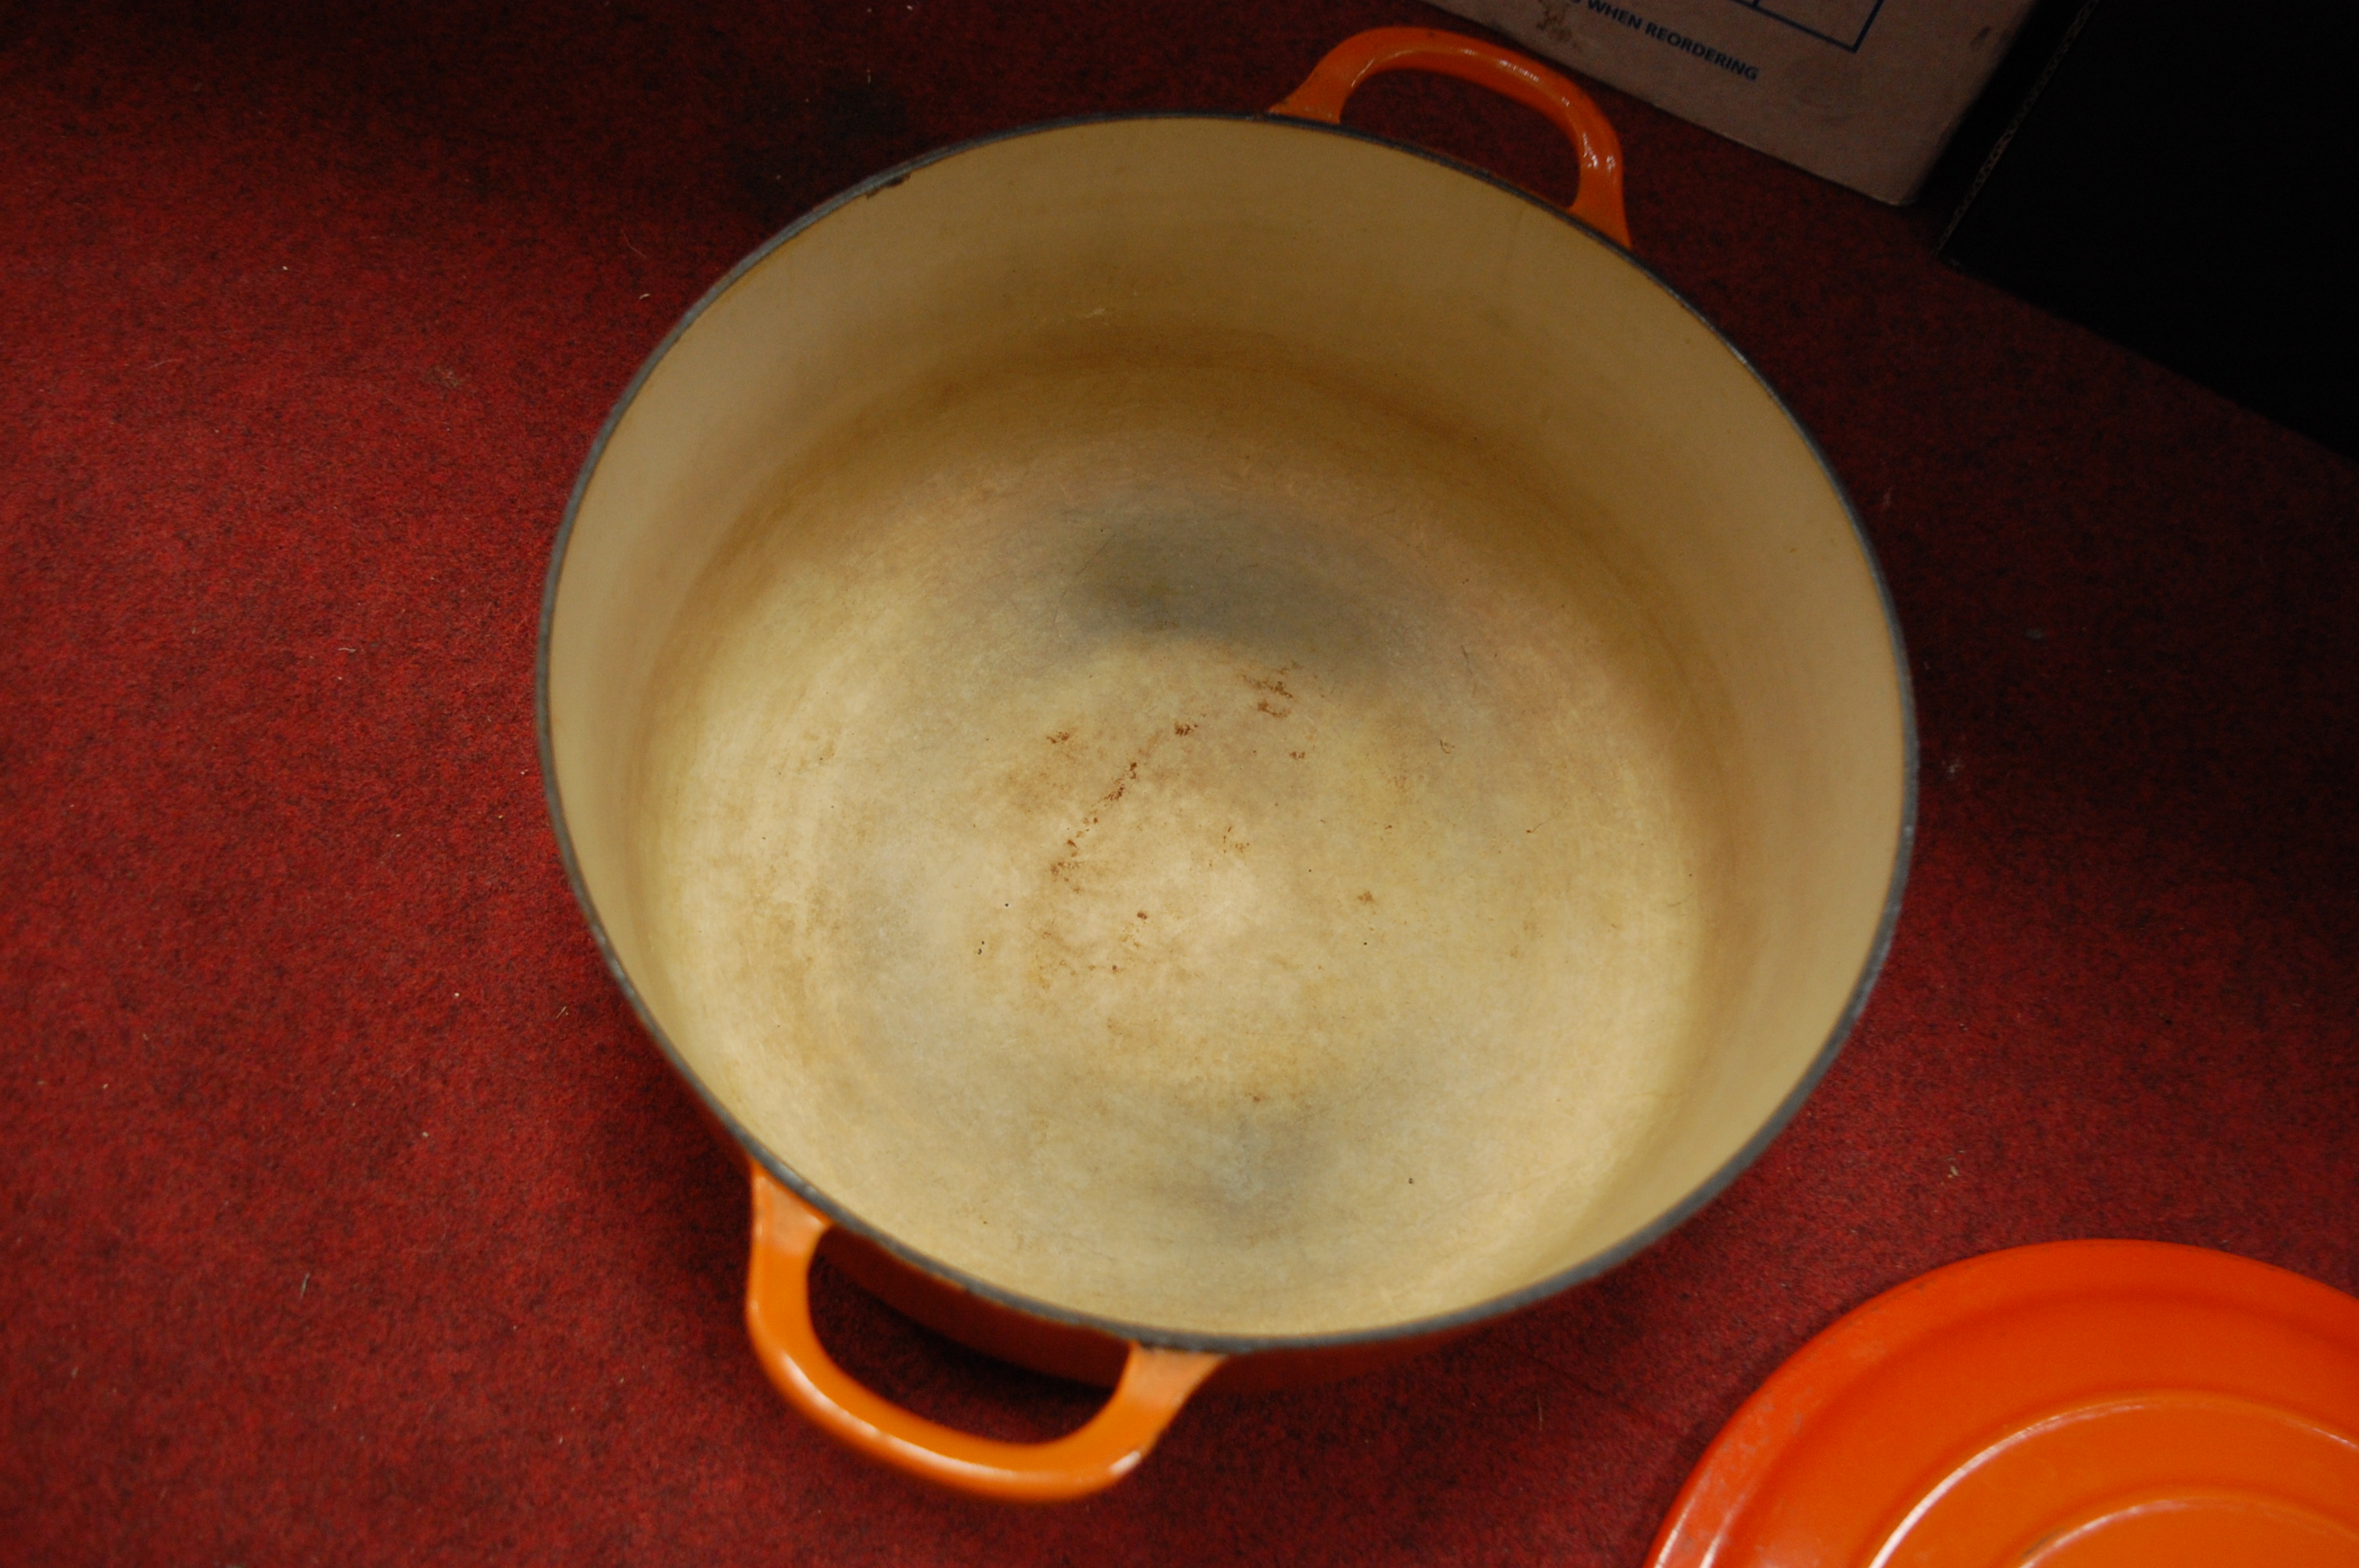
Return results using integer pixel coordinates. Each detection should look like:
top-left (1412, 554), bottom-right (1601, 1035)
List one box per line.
top-left (544, 118), bottom-right (1907, 1339)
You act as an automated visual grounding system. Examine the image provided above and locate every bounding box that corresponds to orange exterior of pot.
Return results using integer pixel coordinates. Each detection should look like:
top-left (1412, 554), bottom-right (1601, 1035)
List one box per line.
top-left (1270, 27), bottom-right (1630, 247)
top-left (741, 1168), bottom-right (1484, 1501)
top-left (745, 1172), bottom-right (1223, 1502)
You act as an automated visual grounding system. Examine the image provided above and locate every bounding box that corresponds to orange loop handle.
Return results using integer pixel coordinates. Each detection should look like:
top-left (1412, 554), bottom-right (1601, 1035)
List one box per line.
top-left (744, 1169), bottom-right (1223, 1502)
top-left (1271, 26), bottom-right (1630, 249)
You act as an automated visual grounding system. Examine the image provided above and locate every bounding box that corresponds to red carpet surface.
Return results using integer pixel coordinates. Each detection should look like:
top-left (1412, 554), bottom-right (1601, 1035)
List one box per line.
top-left (5, 2), bottom-right (2356, 1563)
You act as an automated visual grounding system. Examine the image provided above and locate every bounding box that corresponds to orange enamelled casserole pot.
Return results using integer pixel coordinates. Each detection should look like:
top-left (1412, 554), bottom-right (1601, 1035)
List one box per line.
top-left (538, 30), bottom-right (1914, 1501)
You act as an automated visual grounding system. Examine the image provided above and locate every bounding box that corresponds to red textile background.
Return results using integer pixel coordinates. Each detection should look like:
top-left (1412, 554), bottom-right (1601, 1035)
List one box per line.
top-left (5, 2), bottom-right (2355, 1563)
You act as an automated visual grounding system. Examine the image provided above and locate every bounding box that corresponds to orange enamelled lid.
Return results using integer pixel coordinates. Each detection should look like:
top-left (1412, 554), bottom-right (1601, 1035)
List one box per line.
top-left (1648, 1241), bottom-right (2359, 1567)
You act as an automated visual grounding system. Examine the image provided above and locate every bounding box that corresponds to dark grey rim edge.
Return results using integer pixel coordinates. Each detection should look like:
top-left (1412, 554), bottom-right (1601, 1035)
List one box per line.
top-left (535, 109), bottom-right (1921, 1357)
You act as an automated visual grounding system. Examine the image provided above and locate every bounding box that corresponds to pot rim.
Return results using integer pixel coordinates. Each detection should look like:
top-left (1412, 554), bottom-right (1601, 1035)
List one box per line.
top-left (536, 108), bottom-right (1920, 1356)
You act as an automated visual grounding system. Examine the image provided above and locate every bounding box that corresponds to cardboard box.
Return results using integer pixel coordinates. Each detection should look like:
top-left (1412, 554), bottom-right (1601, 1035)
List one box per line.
top-left (1433, 0), bottom-right (2041, 202)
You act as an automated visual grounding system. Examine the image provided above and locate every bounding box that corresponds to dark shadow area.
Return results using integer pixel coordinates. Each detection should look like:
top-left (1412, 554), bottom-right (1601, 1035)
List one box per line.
top-left (805, 1243), bottom-right (1111, 1445)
